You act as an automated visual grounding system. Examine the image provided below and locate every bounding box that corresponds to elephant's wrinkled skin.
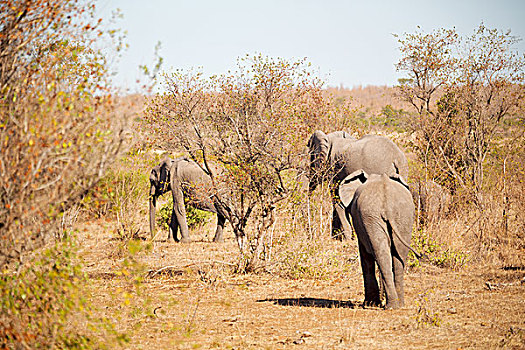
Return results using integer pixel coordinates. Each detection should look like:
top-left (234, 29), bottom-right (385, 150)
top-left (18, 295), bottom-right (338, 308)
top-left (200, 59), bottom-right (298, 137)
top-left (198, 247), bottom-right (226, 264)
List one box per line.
top-left (339, 170), bottom-right (414, 309)
top-left (149, 158), bottom-right (227, 243)
top-left (308, 130), bottom-right (408, 240)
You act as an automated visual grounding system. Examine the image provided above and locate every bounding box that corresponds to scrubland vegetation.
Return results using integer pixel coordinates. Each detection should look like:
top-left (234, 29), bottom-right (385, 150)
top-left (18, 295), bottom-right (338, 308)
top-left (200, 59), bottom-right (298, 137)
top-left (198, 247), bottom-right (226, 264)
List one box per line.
top-left (1, 1), bottom-right (524, 349)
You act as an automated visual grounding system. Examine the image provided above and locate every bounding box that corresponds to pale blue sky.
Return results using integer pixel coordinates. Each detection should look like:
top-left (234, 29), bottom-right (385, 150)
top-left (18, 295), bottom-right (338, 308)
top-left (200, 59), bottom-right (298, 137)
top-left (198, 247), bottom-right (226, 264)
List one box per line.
top-left (98, 0), bottom-right (525, 90)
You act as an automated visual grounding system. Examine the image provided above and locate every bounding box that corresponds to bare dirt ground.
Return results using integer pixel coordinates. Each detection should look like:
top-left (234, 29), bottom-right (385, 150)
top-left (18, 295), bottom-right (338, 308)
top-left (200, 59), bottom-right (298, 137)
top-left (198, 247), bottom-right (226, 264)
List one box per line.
top-left (78, 220), bottom-right (525, 349)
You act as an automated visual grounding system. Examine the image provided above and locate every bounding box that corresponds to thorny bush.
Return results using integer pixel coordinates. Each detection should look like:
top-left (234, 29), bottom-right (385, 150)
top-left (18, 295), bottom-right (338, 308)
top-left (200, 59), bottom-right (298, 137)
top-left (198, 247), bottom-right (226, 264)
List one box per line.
top-left (396, 24), bottom-right (525, 264)
top-left (145, 54), bottom-right (356, 271)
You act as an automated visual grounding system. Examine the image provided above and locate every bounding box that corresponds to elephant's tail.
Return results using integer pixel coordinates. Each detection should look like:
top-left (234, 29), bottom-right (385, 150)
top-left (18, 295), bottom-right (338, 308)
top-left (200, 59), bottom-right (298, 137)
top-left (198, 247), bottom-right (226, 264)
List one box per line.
top-left (385, 216), bottom-right (427, 261)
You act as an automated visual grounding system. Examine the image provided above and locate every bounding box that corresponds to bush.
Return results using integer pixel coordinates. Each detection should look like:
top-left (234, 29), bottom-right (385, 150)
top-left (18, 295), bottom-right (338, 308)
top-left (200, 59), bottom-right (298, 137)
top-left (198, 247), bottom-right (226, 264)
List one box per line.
top-left (157, 197), bottom-right (213, 232)
top-left (0, 236), bottom-right (125, 349)
top-left (0, 0), bottom-right (126, 267)
top-left (409, 229), bottom-right (469, 270)
top-left (269, 232), bottom-right (355, 280)
top-left (0, 1), bottom-right (128, 346)
top-left (82, 167), bottom-right (148, 213)
top-left (145, 54), bottom-right (357, 271)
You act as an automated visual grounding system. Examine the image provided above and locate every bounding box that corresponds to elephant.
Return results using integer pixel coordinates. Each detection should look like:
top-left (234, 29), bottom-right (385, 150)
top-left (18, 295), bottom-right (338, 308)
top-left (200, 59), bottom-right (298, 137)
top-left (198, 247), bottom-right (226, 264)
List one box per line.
top-left (149, 157), bottom-right (228, 243)
top-left (409, 180), bottom-right (451, 225)
top-left (307, 130), bottom-right (409, 240)
top-left (339, 169), bottom-right (414, 309)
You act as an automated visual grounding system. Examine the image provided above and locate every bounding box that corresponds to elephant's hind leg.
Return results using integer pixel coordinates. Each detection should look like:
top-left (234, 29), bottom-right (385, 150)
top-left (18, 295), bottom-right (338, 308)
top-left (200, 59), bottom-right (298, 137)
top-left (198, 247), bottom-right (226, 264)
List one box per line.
top-left (393, 256), bottom-right (405, 307)
top-left (364, 220), bottom-right (400, 309)
top-left (359, 243), bottom-right (380, 307)
top-left (375, 251), bottom-right (399, 309)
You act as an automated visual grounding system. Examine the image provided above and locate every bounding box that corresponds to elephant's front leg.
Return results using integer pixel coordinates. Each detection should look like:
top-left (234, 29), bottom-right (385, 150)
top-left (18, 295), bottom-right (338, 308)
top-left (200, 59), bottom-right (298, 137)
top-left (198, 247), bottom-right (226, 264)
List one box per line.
top-left (172, 189), bottom-right (191, 243)
top-left (359, 243), bottom-right (380, 307)
top-left (212, 214), bottom-right (226, 243)
top-left (331, 187), bottom-right (353, 240)
top-left (168, 208), bottom-right (180, 241)
top-left (333, 203), bottom-right (354, 240)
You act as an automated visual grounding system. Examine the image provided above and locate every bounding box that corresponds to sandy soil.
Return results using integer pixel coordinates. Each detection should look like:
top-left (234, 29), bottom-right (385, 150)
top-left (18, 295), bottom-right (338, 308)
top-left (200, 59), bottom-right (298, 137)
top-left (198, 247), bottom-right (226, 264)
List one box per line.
top-left (78, 220), bottom-right (525, 349)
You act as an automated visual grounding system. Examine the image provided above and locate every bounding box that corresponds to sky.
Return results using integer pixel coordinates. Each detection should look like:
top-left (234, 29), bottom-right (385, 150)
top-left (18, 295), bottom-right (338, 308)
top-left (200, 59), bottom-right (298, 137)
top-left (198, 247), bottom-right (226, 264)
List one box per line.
top-left (97, 0), bottom-right (525, 90)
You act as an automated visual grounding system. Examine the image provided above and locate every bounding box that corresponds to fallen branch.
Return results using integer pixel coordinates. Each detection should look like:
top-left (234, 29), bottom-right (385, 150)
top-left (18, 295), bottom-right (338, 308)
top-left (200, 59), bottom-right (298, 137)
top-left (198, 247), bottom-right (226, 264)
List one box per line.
top-left (485, 278), bottom-right (525, 290)
top-left (145, 260), bottom-right (237, 278)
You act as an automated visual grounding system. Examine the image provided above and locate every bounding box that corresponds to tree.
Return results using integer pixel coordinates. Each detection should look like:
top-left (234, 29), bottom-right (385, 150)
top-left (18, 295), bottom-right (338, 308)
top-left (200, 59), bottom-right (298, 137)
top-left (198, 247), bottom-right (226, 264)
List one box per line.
top-left (0, 1), bottom-right (126, 347)
top-left (396, 24), bottom-right (525, 206)
top-left (145, 54), bottom-right (353, 271)
top-left (0, 0), bottom-right (126, 265)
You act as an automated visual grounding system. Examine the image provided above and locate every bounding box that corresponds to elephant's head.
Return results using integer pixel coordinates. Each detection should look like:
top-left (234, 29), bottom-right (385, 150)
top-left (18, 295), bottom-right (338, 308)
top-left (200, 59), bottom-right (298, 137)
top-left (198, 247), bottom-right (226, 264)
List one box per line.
top-left (149, 158), bottom-right (173, 238)
top-left (338, 169), bottom-right (410, 208)
top-left (307, 130), bottom-right (354, 192)
top-left (307, 131), bottom-right (330, 188)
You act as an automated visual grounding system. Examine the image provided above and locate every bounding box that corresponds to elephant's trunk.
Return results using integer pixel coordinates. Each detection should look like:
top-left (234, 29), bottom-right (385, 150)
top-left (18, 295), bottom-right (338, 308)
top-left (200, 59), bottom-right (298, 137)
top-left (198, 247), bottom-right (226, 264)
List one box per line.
top-left (308, 168), bottom-right (320, 193)
top-left (149, 185), bottom-right (157, 239)
top-left (308, 178), bottom-right (318, 193)
top-left (308, 156), bottom-right (325, 194)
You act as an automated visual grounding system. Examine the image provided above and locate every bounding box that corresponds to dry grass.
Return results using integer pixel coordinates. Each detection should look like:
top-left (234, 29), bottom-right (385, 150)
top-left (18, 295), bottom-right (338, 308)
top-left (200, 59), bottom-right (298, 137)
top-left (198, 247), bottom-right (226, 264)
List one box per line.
top-left (76, 214), bottom-right (525, 349)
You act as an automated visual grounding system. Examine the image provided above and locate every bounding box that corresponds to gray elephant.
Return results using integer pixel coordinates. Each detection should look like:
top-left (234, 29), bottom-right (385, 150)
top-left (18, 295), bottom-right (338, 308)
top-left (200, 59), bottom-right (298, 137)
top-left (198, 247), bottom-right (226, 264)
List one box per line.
top-left (307, 130), bottom-right (408, 240)
top-left (149, 157), bottom-right (227, 243)
top-left (410, 180), bottom-right (451, 225)
top-left (339, 170), bottom-right (414, 309)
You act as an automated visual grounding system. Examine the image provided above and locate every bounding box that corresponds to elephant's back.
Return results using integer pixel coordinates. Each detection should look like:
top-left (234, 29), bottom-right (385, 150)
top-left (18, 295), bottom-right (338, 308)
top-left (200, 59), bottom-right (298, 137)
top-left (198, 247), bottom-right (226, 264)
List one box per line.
top-left (175, 158), bottom-right (209, 184)
top-left (351, 179), bottom-right (386, 217)
top-left (383, 178), bottom-right (415, 233)
top-left (352, 175), bottom-right (414, 219)
top-left (340, 135), bottom-right (408, 180)
top-left (173, 158), bottom-right (219, 212)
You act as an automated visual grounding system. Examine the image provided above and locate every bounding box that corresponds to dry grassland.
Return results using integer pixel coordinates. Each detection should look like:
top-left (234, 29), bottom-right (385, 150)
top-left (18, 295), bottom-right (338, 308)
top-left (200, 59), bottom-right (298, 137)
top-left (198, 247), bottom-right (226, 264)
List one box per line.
top-left (78, 218), bottom-right (525, 349)
top-left (71, 86), bottom-right (525, 349)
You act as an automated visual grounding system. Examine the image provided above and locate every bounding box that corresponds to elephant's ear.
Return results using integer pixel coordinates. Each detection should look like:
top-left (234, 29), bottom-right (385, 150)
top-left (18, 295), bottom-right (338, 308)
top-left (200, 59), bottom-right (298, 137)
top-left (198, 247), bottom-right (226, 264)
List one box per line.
top-left (338, 169), bottom-right (369, 207)
top-left (389, 173), bottom-right (410, 191)
top-left (149, 166), bottom-right (158, 183)
top-left (158, 159), bottom-right (172, 191)
top-left (308, 130), bottom-right (330, 163)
